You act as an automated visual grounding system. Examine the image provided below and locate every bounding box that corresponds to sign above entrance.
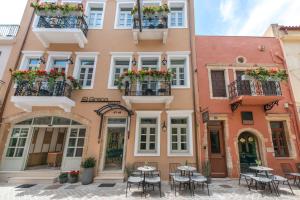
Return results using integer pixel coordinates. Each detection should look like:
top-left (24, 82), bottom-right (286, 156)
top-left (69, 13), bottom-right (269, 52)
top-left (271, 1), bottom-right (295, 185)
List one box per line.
top-left (81, 97), bottom-right (120, 104)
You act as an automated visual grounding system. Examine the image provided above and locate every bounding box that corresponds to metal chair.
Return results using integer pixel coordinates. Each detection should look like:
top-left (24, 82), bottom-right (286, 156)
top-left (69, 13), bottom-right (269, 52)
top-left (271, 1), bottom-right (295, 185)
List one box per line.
top-left (281, 163), bottom-right (300, 186)
top-left (131, 162), bottom-right (144, 177)
top-left (239, 163), bottom-right (255, 185)
top-left (126, 176), bottom-right (144, 197)
top-left (173, 170), bottom-right (192, 196)
top-left (191, 175), bottom-right (210, 196)
top-left (169, 163), bottom-right (180, 189)
top-left (250, 176), bottom-right (279, 196)
top-left (144, 170), bottom-right (162, 197)
top-left (272, 175), bottom-right (294, 195)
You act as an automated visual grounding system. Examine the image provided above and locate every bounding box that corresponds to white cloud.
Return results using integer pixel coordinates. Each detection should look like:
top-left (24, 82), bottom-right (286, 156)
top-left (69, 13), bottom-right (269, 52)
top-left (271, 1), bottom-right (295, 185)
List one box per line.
top-left (0, 0), bottom-right (27, 24)
top-left (226, 0), bottom-right (300, 36)
top-left (220, 0), bottom-right (236, 21)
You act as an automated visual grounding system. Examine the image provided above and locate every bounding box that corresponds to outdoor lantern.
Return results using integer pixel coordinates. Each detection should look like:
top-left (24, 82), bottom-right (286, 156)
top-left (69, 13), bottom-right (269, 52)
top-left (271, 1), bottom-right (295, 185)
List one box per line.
top-left (162, 121), bottom-right (167, 132)
top-left (39, 56), bottom-right (46, 64)
top-left (132, 57), bottom-right (137, 66)
top-left (67, 57), bottom-right (74, 64)
top-left (162, 57), bottom-right (167, 66)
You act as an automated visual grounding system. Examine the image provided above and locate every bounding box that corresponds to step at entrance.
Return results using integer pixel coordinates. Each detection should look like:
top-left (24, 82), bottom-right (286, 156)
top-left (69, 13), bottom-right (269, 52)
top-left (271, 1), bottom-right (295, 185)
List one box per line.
top-left (94, 172), bottom-right (124, 183)
top-left (8, 176), bottom-right (57, 184)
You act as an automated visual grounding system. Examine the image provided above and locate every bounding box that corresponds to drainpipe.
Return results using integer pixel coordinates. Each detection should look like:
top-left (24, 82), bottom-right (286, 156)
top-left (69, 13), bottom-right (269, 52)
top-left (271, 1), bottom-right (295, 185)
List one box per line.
top-left (188, 0), bottom-right (201, 170)
top-left (136, 0), bottom-right (142, 32)
top-left (0, 2), bottom-right (35, 125)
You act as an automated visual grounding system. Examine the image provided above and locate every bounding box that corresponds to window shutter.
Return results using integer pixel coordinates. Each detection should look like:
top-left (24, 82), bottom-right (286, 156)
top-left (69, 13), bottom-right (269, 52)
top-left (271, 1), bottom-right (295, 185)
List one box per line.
top-left (211, 70), bottom-right (226, 97)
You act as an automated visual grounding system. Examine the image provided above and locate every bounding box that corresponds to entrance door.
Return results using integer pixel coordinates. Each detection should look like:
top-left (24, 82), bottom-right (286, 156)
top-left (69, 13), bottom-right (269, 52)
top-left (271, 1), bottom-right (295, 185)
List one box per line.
top-left (238, 132), bottom-right (259, 172)
top-left (104, 127), bottom-right (125, 171)
top-left (1, 126), bottom-right (33, 171)
top-left (207, 122), bottom-right (227, 177)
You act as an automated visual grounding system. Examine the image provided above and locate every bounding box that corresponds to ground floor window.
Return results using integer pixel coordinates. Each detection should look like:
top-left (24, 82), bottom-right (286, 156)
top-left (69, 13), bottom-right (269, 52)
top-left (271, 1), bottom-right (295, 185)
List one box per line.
top-left (6, 128), bottom-right (29, 157)
top-left (270, 121), bottom-right (289, 157)
top-left (67, 128), bottom-right (86, 157)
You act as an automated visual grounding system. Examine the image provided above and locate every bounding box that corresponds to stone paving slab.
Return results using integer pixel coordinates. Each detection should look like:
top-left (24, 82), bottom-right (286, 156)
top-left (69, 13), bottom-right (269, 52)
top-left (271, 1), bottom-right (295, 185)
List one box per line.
top-left (0, 179), bottom-right (299, 199)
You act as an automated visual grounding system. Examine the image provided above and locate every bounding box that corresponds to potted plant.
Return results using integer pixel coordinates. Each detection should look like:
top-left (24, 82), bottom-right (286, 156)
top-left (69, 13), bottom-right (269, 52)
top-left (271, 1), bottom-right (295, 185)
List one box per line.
top-left (81, 157), bottom-right (96, 185)
top-left (68, 170), bottom-right (79, 183)
top-left (59, 172), bottom-right (68, 184)
top-left (124, 164), bottom-right (134, 181)
top-left (203, 161), bottom-right (211, 184)
top-left (255, 159), bottom-right (262, 166)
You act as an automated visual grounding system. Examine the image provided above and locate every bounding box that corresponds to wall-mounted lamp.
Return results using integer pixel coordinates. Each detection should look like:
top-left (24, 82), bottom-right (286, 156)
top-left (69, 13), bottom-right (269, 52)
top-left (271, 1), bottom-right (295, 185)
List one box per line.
top-left (39, 56), bottom-right (46, 64)
top-left (67, 57), bottom-right (74, 64)
top-left (162, 121), bottom-right (167, 132)
top-left (132, 57), bottom-right (137, 66)
top-left (162, 57), bottom-right (167, 66)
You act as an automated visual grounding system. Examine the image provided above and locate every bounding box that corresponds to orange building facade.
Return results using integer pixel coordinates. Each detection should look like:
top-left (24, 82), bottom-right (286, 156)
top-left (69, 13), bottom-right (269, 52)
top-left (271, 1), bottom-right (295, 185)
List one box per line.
top-left (195, 36), bottom-right (300, 178)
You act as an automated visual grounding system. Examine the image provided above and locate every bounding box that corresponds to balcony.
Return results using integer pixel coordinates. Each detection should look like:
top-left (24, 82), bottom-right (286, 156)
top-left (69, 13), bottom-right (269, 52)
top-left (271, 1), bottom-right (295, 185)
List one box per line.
top-left (228, 80), bottom-right (283, 111)
top-left (0, 25), bottom-right (19, 39)
top-left (11, 80), bottom-right (75, 112)
top-left (122, 79), bottom-right (173, 108)
top-left (33, 15), bottom-right (88, 48)
top-left (132, 15), bottom-right (168, 44)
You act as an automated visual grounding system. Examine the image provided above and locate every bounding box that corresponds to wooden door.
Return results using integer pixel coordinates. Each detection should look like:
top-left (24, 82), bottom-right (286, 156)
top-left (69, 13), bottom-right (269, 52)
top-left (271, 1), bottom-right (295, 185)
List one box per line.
top-left (207, 123), bottom-right (227, 177)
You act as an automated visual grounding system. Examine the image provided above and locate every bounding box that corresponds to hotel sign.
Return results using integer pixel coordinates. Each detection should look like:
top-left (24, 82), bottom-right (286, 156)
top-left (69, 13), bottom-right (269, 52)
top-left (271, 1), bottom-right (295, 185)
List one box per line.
top-left (81, 97), bottom-right (120, 104)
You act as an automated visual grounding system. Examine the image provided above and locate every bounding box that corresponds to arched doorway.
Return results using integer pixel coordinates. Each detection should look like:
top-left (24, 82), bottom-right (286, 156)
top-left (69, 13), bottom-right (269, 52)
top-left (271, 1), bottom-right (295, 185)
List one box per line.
top-left (238, 132), bottom-right (260, 172)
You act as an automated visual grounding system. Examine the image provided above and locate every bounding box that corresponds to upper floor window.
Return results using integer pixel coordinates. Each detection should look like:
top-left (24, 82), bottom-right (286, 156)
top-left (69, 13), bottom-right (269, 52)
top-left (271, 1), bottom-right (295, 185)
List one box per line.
top-left (19, 52), bottom-right (44, 71)
top-left (27, 58), bottom-right (40, 70)
top-left (169, 1), bottom-right (187, 28)
top-left (108, 54), bottom-right (132, 88)
top-left (52, 59), bottom-right (67, 73)
top-left (115, 3), bottom-right (134, 29)
top-left (140, 58), bottom-right (159, 70)
top-left (271, 121), bottom-right (289, 157)
top-left (46, 52), bottom-right (71, 75)
top-left (170, 59), bottom-right (186, 87)
top-left (87, 3), bottom-right (105, 29)
top-left (210, 70), bottom-right (227, 98)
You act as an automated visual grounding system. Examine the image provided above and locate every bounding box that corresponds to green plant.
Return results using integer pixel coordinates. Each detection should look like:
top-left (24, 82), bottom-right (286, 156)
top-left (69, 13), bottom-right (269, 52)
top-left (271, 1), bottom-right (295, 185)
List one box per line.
top-left (245, 67), bottom-right (288, 81)
top-left (30, 1), bottom-right (84, 15)
top-left (59, 172), bottom-right (68, 179)
top-left (81, 157), bottom-right (96, 168)
top-left (255, 159), bottom-right (262, 166)
top-left (131, 4), bottom-right (170, 16)
top-left (124, 164), bottom-right (134, 177)
top-left (202, 161), bottom-right (211, 177)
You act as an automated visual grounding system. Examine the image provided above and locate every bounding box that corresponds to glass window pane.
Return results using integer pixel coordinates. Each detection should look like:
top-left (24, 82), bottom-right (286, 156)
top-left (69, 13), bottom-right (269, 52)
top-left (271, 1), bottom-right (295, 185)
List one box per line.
top-left (17, 138), bottom-right (27, 147)
top-left (9, 138), bottom-right (18, 147)
top-left (33, 117), bottom-right (52, 125)
top-left (77, 138), bottom-right (84, 147)
top-left (6, 148), bottom-right (15, 157)
top-left (68, 138), bottom-right (76, 147)
top-left (172, 143), bottom-right (178, 150)
top-left (79, 129), bottom-right (86, 137)
top-left (70, 129), bottom-right (78, 137)
top-left (11, 128), bottom-right (20, 137)
top-left (140, 143), bottom-right (146, 150)
top-left (15, 148), bottom-right (24, 157)
top-left (20, 129), bottom-right (28, 137)
top-left (140, 135), bottom-right (146, 142)
top-left (181, 143), bottom-right (187, 150)
top-left (75, 148), bottom-right (83, 157)
top-left (52, 117), bottom-right (71, 125)
top-left (67, 148), bottom-right (74, 157)
top-left (149, 143), bottom-right (155, 150)
top-left (210, 130), bottom-right (221, 154)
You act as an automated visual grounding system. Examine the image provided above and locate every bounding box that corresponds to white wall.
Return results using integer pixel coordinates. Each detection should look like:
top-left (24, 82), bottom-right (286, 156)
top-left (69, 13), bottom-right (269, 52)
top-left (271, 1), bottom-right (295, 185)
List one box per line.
top-left (0, 45), bottom-right (12, 80)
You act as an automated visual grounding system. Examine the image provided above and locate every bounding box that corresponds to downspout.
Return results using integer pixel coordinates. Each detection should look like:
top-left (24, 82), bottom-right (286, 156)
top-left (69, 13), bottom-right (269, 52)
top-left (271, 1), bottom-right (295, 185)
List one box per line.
top-left (137, 0), bottom-right (142, 32)
top-left (0, 2), bottom-right (35, 125)
top-left (188, 0), bottom-right (201, 170)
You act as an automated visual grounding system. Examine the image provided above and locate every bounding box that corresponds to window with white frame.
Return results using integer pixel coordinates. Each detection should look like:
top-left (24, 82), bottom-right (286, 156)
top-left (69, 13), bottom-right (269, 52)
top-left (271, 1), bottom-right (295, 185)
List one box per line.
top-left (87, 3), bottom-right (104, 28)
top-left (52, 59), bottom-right (67, 73)
top-left (167, 111), bottom-right (193, 156)
top-left (66, 128), bottom-right (86, 157)
top-left (170, 118), bottom-right (188, 152)
top-left (6, 127), bottom-right (29, 157)
top-left (78, 59), bottom-right (95, 88)
top-left (169, 2), bottom-right (186, 28)
top-left (46, 53), bottom-right (71, 74)
top-left (140, 58), bottom-right (160, 92)
top-left (19, 52), bottom-right (43, 70)
top-left (26, 58), bottom-right (40, 70)
top-left (109, 57), bottom-right (131, 88)
top-left (115, 3), bottom-right (134, 28)
top-left (170, 59), bottom-right (186, 86)
top-left (138, 118), bottom-right (158, 153)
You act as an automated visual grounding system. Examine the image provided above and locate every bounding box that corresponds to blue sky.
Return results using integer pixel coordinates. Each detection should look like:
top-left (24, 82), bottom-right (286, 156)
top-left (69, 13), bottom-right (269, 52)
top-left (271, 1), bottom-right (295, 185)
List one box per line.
top-left (0, 0), bottom-right (299, 36)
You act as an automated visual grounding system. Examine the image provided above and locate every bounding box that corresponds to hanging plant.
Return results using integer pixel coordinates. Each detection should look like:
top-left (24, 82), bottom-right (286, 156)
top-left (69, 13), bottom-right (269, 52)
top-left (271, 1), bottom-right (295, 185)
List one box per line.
top-left (245, 67), bottom-right (288, 81)
top-left (30, 1), bottom-right (84, 16)
top-left (116, 68), bottom-right (173, 90)
top-left (131, 4), bottom-right (170, 16)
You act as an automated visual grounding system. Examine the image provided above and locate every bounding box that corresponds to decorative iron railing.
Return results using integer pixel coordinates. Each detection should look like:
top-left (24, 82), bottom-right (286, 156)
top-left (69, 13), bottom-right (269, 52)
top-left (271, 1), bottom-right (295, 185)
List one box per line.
top-left (37, 16), bottom-right (88, 37)
top-left (0, 25), bottom-right (19, 38)
top-left (228, 80), bottom-right (282, 99)
top-left (14, 80), bottom-right (72, 98)
top-left (133, 15), bottom-right (168, 29)
top-left (124, 79), bottom-right (171, 96)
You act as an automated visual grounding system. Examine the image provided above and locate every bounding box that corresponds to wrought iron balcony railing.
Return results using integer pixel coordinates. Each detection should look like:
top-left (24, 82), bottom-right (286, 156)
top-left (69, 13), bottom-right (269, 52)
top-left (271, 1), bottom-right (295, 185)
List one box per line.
top-left (0, 25), bottom-right (19, 38)
top-left (37, 15), bottom-right (88, 37)
top-left (228, 79), bottom-right (282, 99)
top-left (133, 15), bottom-right (168, 29)
top-left (124, 80), bottom-right (171, 96)
top-left (14, 80), bottom-right (72, 98)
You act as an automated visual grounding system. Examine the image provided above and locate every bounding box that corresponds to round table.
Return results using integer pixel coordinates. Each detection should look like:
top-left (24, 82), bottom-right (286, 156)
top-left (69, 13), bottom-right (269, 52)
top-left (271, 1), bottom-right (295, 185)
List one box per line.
top-left (249, 166), bottom-right (273, 177)
top-left (177, 165), bottom-right (196, 177)
top-left (137, 166), bottom-right (156, 194)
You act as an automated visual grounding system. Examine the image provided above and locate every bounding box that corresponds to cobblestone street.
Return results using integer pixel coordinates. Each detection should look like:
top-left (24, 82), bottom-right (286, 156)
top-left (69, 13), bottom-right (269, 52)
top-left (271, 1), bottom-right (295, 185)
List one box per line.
top-left (0, 179), bottom-right (299, 200)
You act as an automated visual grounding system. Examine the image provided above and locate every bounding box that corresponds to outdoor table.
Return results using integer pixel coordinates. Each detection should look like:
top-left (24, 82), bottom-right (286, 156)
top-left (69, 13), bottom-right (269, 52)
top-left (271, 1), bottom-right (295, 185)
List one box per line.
top-left (249, 166), bottom-right (273, 177)
top-left (137, 165), bottom-right (156, 194)
top-left (177, 165), bottom-right (196, 176)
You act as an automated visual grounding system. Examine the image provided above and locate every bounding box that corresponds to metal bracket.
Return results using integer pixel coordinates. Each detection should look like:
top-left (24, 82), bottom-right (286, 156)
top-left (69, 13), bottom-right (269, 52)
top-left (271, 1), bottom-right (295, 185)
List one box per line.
top-left (264, 100), bottom-right (279, 111)
top-left (230, 101), bottom-right (242, 112)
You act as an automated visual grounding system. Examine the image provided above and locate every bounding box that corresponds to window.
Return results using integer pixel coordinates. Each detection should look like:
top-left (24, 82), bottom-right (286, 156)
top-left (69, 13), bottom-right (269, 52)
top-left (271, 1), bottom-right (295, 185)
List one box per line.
top-left (241, 112), bottom-right (254, 125)
top-left (170, 59), bottom-right (186, 86)
top-left (66, 128), bottom-right (86, 157)
top-left (87, 3), bottom-right (104, 28)
top-left (46, 52), bottom-right (71, 74)
top-left (140, 57), bottom-right (160, 92)
top-left (115, 3), bottom-right (133, 28)
top-left (135, 111), bottom-right (161, 156)
top-left (52, 59), bottom-right (67, 73)
top-left (138, 118), bottom-right (158, 153)
top-left (27, 58), bottom-right (40, 70)
top-left (210, 70), bottom-right (227, 97)
top-left (78, 59), bottom-right (95, 88)
top-left (6, 128), bottom-right (29, 157)
top-left (167, 110), bottom-right (193, 156)
top-left (19, 52), bottom-right (44, 71)
top-left (169, 2), bottom-right (186, 28)
top-left (108, 55), bottom-right (132, 88)
top-left (270, 121), bottom-right (289, 157)
top-left (170, 118), bottom-right (188, 153)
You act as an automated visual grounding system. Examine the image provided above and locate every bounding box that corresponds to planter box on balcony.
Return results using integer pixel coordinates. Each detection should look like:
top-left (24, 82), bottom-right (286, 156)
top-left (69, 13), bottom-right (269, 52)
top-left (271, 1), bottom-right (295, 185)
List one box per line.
top-left (35, 10), bottom-right (84, 17)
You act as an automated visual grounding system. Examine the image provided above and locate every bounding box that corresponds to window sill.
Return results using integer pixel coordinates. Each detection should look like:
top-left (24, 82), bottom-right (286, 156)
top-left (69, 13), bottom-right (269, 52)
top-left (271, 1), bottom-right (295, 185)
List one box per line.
top-left (89, 27), bottom-right (103, 30)
top-left (134, 153), bottom-right (160, 157)
top-left (274, 157), bottom-right (294, 160)
top-left (168, 152), bottom-right (193, 157)
top-left (210, 97), bottom-right (229, 100)
top-left (114, 27), bottom-right (132, 30)
top-left (172, 86), bottom-right (190, 89)
top-left (168, 26), bottom-right (188, 29)
top-left (80, 87), bottom-right (94, 90)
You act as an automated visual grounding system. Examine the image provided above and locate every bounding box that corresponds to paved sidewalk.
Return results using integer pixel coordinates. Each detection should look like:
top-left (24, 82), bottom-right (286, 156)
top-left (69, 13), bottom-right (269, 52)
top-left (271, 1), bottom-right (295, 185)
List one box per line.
top-left (0, 179), bottom-right (299, 199)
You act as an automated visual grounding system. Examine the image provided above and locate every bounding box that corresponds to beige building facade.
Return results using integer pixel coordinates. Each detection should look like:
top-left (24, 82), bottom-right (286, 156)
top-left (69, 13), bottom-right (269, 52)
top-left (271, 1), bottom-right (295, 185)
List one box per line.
top-left (0, 0), bottom-right (197, 181)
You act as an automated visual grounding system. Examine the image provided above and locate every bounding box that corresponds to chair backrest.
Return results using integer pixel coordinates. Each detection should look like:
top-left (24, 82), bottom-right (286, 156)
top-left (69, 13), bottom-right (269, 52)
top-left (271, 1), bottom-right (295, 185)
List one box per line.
top-left (169, 163), bottom-right (180, 173)
top-left (133, 162), bottom-right (145, 169)
top-left (280, 163), bottom-right (294, 174)
top-left (148, 162), bottom-right (158, 169)
top-left (296, 163), bottom-right (300, 173)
